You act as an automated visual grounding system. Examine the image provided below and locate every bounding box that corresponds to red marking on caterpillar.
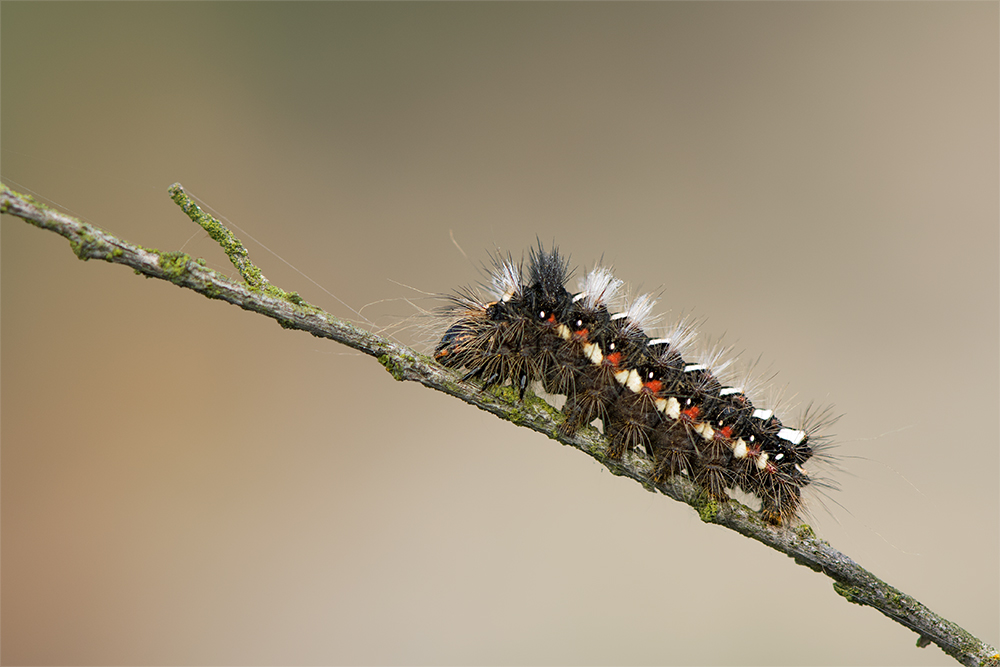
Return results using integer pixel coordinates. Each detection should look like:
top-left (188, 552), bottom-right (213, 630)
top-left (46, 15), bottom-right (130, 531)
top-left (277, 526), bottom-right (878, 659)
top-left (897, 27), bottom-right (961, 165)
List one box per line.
top-left (434, 243), bottom-right (835, 524)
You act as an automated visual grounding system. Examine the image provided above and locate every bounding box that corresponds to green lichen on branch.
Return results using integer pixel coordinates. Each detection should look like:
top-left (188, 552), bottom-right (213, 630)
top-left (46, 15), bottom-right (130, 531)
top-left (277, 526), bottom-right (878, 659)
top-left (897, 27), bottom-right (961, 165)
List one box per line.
top-left (833, 581), bottom-right (864, 605)
top-left (165, 184), bottom-right (312, 310)
top-left (0, 184), bottom-right (49, 215)
top-left (378, 354), bottom-right (407, 381)
top-left (794, 524), bottom-right (816, 540)
top-left (168, 183), bottom-right (271, 294)
top-left (696, 493), bottom-right (721, 522)
top-left (156, 250), bottom-right (192, 283)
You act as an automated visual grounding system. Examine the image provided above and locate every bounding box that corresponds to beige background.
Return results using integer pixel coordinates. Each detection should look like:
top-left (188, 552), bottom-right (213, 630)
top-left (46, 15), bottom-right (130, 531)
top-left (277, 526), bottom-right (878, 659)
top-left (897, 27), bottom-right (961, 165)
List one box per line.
top-left (2, 3), bottom-right (997, 665)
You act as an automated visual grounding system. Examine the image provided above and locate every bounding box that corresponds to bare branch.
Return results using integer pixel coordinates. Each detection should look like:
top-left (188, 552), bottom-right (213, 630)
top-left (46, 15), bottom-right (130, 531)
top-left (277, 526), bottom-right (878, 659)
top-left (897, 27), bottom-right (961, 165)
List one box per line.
top-left (2, 181), bottom-right (996, 667)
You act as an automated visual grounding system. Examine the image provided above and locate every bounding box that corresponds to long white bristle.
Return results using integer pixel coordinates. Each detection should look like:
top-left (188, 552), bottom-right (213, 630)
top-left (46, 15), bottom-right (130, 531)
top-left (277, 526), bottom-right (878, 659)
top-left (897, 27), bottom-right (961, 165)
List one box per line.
top-left (576, 266), bottom-right (624, 311)
top-left (490, 260), bottom-right (522, 302)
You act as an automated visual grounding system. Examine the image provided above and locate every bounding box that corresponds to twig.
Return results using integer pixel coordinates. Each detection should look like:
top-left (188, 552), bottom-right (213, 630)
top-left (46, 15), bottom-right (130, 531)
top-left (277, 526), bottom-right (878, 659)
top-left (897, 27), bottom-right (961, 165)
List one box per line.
top-left (2, 181), bottom-right (996, 667)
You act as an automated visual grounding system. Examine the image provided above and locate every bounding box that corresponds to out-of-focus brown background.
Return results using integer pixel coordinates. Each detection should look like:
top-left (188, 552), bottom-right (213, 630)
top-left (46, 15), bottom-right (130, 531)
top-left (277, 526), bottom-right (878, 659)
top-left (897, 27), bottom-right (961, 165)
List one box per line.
top-left (2, 4), bottom-right (996, 665)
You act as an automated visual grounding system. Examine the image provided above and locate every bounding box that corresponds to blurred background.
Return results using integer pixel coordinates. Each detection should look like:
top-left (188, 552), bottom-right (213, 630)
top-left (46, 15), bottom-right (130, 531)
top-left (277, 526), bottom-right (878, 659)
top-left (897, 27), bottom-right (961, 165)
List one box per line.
top-left (2, 3), bottom-right (996, 665)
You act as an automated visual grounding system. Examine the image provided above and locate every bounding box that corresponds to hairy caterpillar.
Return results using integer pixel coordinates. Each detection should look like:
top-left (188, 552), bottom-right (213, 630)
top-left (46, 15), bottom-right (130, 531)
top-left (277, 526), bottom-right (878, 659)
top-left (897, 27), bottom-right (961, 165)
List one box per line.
top-left (435, 243), bottom-right (834, 523)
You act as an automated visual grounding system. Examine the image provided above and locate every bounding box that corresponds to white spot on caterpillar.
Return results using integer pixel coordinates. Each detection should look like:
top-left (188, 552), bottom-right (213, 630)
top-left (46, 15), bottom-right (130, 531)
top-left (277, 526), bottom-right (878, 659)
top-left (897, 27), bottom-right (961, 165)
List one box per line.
top-left (756, 451), bottom-right (770, 470)
top-left (733, 439), bottom-right (748, 458)
top-left (610, 312), bottom-right (628, 321)
top-left (752, 408), bottom-right (773, 421)
top-left (794, 464), bottom-right (808, 476)
top-left (584, 342), bottom-right (603, 365)
top-left (684, 364), bottom-right (707, 373)
top-left (625, 369), bottom-right (643, 393)
top-left (694, 422), bottom-right (715, 440)
top-left (654, 398), bottom-right (667, 413)
top-left (648, 338), bottom-right (671, 347)
top-left (663, 397), bottom-right (681, 420)
top-left (614, 369), bottom-right (630, 386)
top-left (778, 428), bottom-right (806, 445)
top-left (719, 387), bottom-right (743, 396)
top-left (556, 324), bottom-right (571, 340)
top-left (572, 292), bottom-right (586, 303)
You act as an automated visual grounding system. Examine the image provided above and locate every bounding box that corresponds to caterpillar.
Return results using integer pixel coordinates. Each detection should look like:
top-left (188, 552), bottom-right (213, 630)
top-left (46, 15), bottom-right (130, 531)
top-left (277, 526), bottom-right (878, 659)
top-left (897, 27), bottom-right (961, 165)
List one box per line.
top-left (434, 242), bottom-right (833, 524)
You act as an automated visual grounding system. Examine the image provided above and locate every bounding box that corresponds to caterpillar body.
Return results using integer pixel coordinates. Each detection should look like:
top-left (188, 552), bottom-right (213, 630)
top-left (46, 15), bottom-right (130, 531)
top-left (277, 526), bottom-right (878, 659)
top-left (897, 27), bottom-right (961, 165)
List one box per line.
top-left (434, 243), bottom-right (833, 524)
